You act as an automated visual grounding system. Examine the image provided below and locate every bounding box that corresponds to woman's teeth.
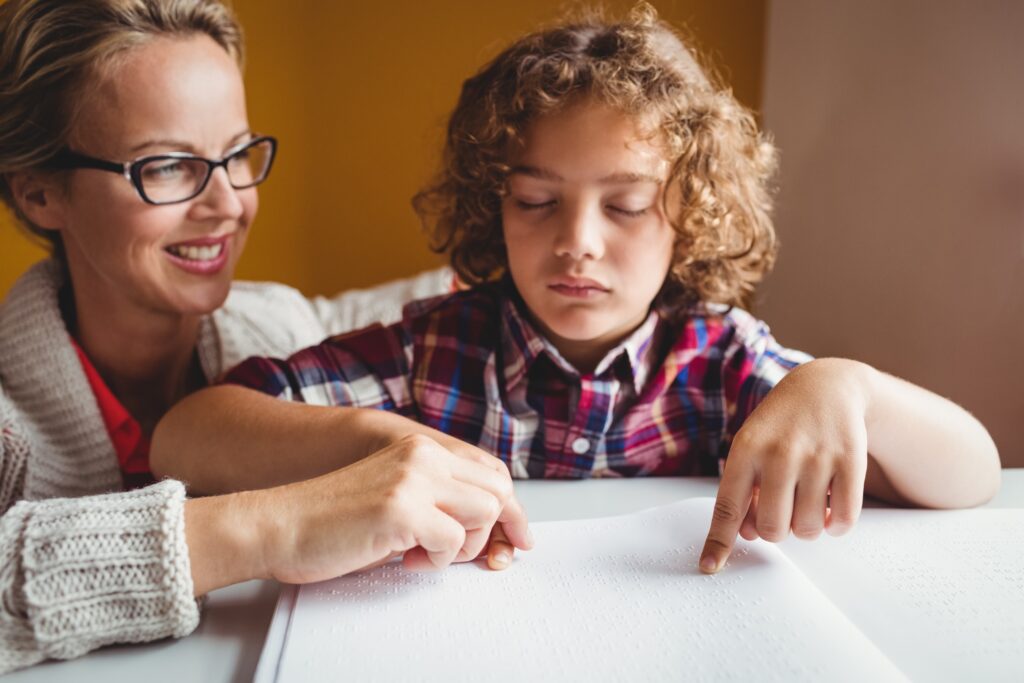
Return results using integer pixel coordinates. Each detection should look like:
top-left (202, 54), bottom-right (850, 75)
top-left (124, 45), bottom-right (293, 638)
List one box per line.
top-left (166, 243), bottom-right (224, 261)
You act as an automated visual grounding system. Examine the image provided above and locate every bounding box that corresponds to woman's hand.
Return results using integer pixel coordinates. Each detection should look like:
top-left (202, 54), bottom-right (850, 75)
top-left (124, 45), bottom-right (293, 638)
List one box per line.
top-left (699, 359), bottom-right (873, 574)
top-left (185, 433), bottom-right (533, 595)
top-left (352, 410), bottom-right (531, 569)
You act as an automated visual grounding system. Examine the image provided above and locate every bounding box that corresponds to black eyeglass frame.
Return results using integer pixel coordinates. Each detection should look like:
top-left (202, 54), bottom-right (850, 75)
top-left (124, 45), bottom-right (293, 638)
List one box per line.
top-left (47, 135), bottom-right (278, 205)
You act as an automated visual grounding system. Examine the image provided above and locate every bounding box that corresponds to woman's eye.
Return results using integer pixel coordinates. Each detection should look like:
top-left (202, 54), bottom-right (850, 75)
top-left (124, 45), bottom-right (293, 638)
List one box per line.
top-left (143, 161), bottom-right (186, 180)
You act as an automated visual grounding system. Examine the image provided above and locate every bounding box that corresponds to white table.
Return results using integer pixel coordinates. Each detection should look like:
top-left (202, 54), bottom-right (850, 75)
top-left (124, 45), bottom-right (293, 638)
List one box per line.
top-left (10, 471), bottom-right (1024, 682)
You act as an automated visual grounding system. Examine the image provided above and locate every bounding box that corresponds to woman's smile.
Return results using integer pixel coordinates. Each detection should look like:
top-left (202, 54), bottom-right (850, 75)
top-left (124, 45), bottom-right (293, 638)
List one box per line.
top-left (163, 232), bottom-right (236, 275)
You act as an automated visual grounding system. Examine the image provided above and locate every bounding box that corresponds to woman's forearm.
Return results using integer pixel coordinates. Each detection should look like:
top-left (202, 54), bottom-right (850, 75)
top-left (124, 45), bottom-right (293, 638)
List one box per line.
top-left (183, 438), bottom-right (533, 597)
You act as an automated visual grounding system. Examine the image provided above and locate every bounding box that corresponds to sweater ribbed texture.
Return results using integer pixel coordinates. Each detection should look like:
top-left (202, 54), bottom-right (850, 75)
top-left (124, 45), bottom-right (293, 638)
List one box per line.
top-left (0, 260), bottom-right (450, 674)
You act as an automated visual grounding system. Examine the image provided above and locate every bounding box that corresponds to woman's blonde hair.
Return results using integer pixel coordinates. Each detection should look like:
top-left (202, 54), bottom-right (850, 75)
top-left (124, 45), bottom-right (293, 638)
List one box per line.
top-left (414, 3), bottom-right (778, 312)
top-left (0, 0), bottom-right (244, 260)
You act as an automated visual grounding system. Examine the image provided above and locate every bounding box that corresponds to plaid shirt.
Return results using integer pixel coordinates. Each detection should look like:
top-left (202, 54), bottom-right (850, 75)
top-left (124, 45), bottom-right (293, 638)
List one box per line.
top-left (223, 283), bottom-right (812, 478)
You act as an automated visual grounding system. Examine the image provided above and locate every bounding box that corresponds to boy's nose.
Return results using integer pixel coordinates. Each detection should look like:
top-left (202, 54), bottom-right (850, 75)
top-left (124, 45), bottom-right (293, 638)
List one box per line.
top-left (554, 203), bottom-right (605, 261)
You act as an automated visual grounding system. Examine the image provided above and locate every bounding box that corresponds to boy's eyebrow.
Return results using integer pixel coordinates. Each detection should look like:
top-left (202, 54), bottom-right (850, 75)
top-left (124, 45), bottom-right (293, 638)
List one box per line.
top-left (509, 166), bottom-right (663, 184)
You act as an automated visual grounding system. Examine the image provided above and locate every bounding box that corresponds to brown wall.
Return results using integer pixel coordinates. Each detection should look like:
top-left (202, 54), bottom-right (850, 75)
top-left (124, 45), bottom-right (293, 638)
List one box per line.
top-left (759, 1), bottom-right (1023, 466)
top-left (0, 0), bottom-right (766, 298)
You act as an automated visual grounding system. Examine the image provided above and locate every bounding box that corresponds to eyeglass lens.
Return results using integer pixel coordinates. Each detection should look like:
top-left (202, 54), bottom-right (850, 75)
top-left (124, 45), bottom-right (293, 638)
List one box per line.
top-left (137, 138), bottom-right (274, 203)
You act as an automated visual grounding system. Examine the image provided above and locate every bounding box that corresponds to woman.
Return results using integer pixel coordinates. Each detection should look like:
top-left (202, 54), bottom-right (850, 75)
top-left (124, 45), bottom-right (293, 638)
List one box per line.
top-left (0, 0), bottom-right (528, 673)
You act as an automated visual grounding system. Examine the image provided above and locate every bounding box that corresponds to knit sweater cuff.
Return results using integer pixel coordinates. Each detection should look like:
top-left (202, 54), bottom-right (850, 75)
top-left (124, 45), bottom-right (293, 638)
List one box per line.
top-left (21, 479), bottom-right (200, 660)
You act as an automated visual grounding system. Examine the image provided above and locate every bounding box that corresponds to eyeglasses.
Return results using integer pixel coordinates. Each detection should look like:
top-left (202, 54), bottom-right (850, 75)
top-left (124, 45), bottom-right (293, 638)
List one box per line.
top-left (48, 135), bottom-right (277, 205)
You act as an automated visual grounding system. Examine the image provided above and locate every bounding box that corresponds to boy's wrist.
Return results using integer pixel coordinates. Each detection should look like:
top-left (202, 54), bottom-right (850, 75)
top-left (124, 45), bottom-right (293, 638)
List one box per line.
top-left (807, 357), bottom-right (875, 414)
top-left (347, 408), bottom-right (421, 454)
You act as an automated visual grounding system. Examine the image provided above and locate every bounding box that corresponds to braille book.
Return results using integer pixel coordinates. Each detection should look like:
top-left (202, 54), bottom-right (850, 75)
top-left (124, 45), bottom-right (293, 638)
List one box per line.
top-left (255, 498), bottom-right (1024, 683)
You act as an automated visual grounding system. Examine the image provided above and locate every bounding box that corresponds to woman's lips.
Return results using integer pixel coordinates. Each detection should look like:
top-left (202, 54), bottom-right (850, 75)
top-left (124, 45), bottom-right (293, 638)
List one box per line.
top-left (163, 234), bottom-right (232, 275)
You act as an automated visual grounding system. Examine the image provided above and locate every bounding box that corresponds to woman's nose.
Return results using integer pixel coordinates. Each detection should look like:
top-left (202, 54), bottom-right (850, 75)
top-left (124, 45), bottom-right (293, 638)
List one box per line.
top-left (190, 166), bottom-right (245, 220)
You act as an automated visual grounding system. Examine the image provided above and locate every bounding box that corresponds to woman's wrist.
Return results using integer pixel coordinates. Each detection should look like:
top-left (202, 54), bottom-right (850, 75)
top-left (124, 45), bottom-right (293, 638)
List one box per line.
top-left (184, 491), bottom-right (272, 596)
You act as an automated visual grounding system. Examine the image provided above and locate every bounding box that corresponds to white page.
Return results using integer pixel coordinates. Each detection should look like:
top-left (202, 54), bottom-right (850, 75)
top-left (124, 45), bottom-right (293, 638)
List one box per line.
top-left (780, 508), bottom-right (1024, 683)
top-left (270, 498), bottom-right (905, 682)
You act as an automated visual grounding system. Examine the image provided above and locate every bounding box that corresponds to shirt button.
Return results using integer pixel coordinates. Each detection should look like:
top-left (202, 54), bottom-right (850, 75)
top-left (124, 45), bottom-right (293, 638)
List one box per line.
top-left (571, 437), bottom-right (591, 455)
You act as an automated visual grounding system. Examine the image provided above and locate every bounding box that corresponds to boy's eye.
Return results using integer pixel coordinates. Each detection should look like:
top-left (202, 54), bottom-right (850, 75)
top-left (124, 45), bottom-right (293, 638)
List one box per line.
top-left (608, 205), bottom-right (650, 218)
top-left (515, 199), bottom-right (556, 211)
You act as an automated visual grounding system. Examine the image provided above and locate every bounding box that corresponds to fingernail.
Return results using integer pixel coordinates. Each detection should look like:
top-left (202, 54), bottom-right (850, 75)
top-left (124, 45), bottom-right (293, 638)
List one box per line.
top-left (699, 555), bottom-right (718, 573)
top-left (492, 551), bottom-right (510, 568)
top-left (526, 528), bottom-right (535, 547)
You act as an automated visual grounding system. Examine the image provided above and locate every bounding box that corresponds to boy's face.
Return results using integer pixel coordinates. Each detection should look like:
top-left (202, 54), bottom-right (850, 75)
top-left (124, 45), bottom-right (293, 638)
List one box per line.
top-left (502, 101), bottom-right (675, 373)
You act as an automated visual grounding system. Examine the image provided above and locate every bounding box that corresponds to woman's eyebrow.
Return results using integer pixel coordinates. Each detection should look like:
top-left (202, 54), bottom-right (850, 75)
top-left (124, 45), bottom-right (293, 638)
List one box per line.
top-left (127, 129), bottom-right (252, 156)
top-left (128, 138), bottom-right (195, 155)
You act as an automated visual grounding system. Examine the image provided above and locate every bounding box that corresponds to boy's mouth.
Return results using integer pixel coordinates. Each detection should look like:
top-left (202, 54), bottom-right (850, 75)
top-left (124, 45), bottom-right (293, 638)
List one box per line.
top-left (548, 276), bottom-right (610, 298)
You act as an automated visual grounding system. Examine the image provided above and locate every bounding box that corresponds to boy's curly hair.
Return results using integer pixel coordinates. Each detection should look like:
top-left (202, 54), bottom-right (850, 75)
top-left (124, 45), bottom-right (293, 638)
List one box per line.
top-left (413, 2), bottom-right (779, 312)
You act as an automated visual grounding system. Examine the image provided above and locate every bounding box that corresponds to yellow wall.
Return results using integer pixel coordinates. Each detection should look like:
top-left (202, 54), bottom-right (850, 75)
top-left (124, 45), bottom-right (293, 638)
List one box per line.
top-left (0, 1), bottom-right (765, 298)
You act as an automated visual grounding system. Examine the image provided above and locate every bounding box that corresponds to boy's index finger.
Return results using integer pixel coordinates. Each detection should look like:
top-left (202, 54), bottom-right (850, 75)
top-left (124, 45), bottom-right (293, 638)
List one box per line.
top-left (699, 457), bottom-right (755, 574)
top-left (485, 525), bottom-right (515, 570)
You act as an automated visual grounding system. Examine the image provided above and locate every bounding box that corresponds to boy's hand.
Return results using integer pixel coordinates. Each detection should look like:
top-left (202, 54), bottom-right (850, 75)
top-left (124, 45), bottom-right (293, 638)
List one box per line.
top-left (699, 359), bottom-right (873, 573)
top-left (482, 524), bottom-right (517, 570)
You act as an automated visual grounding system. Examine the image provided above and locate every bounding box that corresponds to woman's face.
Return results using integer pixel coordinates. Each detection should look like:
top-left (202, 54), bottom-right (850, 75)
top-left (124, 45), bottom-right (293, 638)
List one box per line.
top-left (55, 34), bottom-right (257, 319)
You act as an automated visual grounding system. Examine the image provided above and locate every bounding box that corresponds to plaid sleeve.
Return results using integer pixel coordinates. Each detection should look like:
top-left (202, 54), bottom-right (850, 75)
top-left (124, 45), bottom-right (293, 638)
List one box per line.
top-left (719, 309), bottom-right (813, 452)
top-left (219, 322), bottom-right (415, 414)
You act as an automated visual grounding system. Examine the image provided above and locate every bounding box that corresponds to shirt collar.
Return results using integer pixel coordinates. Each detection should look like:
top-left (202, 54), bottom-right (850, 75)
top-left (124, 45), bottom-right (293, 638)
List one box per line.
top-left (68, 336), bottom-right (143, 458)
top-left (499, 283), bottom-right (664, 394)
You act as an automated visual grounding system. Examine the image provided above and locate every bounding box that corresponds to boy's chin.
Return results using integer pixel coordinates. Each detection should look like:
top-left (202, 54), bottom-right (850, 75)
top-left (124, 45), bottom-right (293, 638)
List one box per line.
top-left (543, 319), bottom-right (622, 346)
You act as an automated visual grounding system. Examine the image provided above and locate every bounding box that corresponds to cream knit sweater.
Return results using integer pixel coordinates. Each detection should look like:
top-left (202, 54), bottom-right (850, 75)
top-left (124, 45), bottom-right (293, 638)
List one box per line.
top-left (0, 260), bottom-right (450, 674)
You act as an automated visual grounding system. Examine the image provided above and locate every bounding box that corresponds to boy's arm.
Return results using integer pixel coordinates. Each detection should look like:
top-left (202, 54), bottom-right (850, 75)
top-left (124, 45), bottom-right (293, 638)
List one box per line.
top-left (153, 314), bottom-right (447, 492)
top-left (700, 358), bottom-right (1000, 573)
top-left (151, 385), bottom-right (510, 495)
top-left (153, 384), bottom-right (398, 492)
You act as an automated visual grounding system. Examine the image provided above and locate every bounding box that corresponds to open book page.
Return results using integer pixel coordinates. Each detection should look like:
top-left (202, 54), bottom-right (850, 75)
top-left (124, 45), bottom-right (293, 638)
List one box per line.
top-left (263, 498), bottom-right (905, 682)
top-left (780, 507), bottom-right (1024, 683)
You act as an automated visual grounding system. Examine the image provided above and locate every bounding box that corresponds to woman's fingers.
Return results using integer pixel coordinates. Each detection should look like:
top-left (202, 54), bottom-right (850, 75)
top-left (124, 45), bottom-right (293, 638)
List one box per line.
top-left (401, 505), bottom-right (467, 571)
top-left (433, 482), bottom-right (499, 564)
top-left (392, 438), bottom-right (531, 570)
top-left (441, 443), bottom-right (532, 551)
top-left (445, 452), bottom-right (514, 508)
top-left (433, 477), bottom-right (503, 530)
top-left (496, 495), bottom-right (533, 551)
